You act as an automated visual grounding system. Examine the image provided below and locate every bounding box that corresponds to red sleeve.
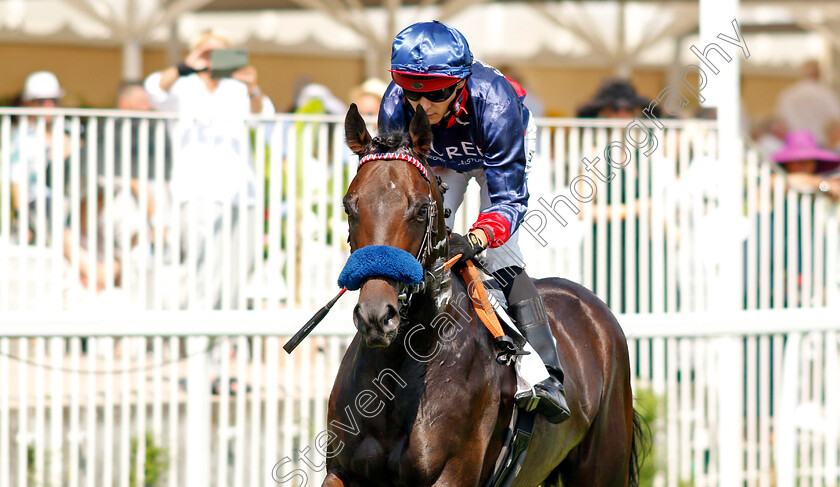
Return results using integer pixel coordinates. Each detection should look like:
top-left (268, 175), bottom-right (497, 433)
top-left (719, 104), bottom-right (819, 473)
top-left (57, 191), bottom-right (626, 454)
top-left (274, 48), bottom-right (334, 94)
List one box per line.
top-left (471, 212), bottom-right (511, 248)
top-left (505, 77), bottom-right (527, 98)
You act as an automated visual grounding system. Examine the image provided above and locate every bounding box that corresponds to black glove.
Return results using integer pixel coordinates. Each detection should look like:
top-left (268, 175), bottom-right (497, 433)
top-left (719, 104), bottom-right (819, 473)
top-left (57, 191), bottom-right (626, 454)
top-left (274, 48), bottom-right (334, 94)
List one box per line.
top-left (449, 232), bottom-right (486, 265)
top-left (177, 62), bottom-right (207, 76)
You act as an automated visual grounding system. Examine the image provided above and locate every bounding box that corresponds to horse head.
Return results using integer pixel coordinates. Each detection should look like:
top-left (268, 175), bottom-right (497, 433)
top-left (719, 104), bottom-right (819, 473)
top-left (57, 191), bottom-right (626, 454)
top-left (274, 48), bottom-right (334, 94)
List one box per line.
top-left (340, 104), bottom-right (449, 348)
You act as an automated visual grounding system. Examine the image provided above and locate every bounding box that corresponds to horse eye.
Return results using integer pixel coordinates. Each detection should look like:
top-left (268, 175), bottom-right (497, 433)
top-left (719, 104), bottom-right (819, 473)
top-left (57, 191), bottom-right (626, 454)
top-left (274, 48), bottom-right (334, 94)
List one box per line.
top-left (344, 203), bottom-right (357, 221)
top-left (414, 205), bottom-right (429, 223)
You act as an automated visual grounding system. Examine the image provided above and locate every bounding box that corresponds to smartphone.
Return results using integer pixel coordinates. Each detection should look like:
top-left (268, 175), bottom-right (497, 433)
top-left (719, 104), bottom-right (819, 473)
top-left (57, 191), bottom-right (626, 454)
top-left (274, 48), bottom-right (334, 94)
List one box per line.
top-left (210, 49), bottom-right (249, 78)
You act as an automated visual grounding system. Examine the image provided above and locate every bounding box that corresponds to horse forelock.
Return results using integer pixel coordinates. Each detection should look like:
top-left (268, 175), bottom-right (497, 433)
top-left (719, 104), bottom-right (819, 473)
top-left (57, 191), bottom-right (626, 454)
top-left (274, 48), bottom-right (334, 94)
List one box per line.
top-left (358, 128), bottom-right (444, 232)
top-left (367, 130), bottom-right (424, 162)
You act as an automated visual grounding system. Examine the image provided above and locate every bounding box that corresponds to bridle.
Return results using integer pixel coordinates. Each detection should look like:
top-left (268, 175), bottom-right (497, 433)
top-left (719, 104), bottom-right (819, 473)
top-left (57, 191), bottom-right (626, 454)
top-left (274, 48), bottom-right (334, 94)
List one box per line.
top-left (356, 152), bottom-right (450, 316)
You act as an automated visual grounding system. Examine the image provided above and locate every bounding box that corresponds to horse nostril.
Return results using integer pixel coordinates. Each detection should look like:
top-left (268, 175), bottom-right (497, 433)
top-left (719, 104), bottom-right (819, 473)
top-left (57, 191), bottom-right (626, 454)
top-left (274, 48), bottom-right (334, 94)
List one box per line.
top-left (382, 304), bottom-right (398, 329)
top-left (355, 302), bottom-right (399, 332)
top-left (353, 304), bottom-right (366, 332)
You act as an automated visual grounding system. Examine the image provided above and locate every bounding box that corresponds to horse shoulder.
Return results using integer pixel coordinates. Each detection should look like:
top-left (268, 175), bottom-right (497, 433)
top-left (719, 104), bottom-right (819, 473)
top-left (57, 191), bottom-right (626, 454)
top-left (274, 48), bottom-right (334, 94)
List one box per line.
top-left (399, 337), bottom-right (510, 485)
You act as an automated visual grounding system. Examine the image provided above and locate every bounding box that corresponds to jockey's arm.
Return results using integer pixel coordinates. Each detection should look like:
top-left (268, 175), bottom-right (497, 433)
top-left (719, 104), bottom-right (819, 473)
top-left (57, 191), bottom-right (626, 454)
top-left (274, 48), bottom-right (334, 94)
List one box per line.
top-left (471, 104), bottom-right (529, 248)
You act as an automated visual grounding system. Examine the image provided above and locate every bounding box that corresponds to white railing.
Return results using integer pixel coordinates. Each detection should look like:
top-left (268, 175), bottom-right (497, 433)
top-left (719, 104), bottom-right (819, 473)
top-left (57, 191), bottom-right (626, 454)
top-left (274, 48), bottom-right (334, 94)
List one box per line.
top-left (524, 119), bottom-right (840, 314)
top-left (3, 109), bottom-right (838, 315)
top-left (0, 312), bottom-right (353, 487)
top-left (0, 109), bottom-right (355, 314)
top-left (1, 310), bottom-right (838, 487)
top-left (3, 108), bottom-right (840, 486)
top-left (626, 309), bottom-right (840, 487)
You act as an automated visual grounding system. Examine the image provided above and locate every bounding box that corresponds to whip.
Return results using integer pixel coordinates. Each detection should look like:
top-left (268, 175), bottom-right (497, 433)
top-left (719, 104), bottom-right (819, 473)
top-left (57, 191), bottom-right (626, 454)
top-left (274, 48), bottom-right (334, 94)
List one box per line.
top-left (282, 287), bottom-right (347, 354)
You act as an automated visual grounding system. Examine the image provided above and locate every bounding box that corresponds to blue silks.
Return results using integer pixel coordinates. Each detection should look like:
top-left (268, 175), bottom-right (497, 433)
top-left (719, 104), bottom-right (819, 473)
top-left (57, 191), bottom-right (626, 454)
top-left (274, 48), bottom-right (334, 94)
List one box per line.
top-left (338, 245), bottom-right (424, 291)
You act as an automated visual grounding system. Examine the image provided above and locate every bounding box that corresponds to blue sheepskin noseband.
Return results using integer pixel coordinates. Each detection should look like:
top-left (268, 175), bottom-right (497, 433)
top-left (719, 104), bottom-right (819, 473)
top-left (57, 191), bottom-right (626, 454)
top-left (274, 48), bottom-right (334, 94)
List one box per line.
top-left (338, 245), bottom-right (424, 291)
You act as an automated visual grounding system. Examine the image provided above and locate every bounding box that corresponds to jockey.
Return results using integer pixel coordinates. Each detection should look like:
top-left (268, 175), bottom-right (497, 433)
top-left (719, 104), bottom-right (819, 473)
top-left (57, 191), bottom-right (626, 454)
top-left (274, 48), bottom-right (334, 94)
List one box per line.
top-left (378, 20), bottom-right (570, 425)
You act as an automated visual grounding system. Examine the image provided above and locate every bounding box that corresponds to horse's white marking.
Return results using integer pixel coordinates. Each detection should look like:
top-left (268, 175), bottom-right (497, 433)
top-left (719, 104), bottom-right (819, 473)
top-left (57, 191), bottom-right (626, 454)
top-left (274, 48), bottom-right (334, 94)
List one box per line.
top-left (390, 181), bottom-right (396, 189)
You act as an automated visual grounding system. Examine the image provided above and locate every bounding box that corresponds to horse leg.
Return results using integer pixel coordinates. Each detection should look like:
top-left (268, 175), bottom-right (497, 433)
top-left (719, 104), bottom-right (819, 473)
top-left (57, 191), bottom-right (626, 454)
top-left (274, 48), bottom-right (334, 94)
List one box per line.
top-left (430, 466), bottom-right (483, 487)
top-left (555, 388), bottom-right (635, 486)
top-left (427, 446), bottom-right (491, 487)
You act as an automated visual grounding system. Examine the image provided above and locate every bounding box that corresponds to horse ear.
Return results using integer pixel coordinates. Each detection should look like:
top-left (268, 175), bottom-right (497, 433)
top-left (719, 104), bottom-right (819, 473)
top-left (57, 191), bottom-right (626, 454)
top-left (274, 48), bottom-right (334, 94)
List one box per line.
top-left (409, 105), bottom-right (432, 157)
top-left (345, 103), bottom-right (372, 155)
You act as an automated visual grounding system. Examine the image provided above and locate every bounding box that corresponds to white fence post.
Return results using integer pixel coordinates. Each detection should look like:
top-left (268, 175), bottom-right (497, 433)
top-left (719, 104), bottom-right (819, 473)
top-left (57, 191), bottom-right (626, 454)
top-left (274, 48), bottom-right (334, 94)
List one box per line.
top-left (776, 332), bottom-right (801, 487)
top-left (699, 0), bottom-right (745, 483)
top-left (48, 337), bottom-right (63, 487)
top-left (186, 336), bottom-right (210, 486)
top-left (717, 335), bottom-right (744, 487)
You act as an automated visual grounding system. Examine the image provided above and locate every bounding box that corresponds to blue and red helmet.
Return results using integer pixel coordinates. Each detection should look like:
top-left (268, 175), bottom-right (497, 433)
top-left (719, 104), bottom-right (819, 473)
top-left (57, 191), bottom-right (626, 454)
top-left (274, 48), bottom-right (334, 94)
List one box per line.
top-left (389, 20), bottom-right (473, 92)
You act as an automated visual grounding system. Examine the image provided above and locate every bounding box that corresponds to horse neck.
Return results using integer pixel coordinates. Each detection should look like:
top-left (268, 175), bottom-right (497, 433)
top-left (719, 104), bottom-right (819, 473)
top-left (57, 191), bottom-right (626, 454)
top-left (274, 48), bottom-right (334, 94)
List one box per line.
top-left (351, 275), bottom-right (499, 435)
top-left (392, 271), bottom-right (488, 366)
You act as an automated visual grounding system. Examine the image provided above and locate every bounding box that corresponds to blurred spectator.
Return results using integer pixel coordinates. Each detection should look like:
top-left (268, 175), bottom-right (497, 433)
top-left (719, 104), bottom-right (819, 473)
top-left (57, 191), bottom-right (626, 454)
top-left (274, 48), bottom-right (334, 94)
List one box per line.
top-left (825, 118), bottom-right (840, 152)
top-left (753, 116), bottom-right (788, 160)
top-left (576, 78), bottom-right (661, 119)
top-left (695, 107), bottom-right (717, 120)
top-left (144, 29), bottom-right (275, 310)
top-left (17, 71), bottom-right (63, 121)
top-left (776, 60), bottom-right (840, 146)
top-left (95, 81), bottom-right (170, 228)
top-left (63, 80), bottom-right (173, 299)
top-left (294, 82), bottom-right (346, 116)
top-left (771, 130), bottom-right (840, 200)
top-left (348, 78), bottom-right (388, 119)
top-left (291, 82), bottom-right (345, 162)
top-left (8, 71), bottom-right (71, 242)
top-left (113, 80), bottom-right (169, 178)
top-left (63, 182), bottom-right (142, 292)
top-left (574, 78), bottom-right (671, 227)
top-left (116, 80), bottom-right (152, 111)
top-left (284, 81), bottom-right (345, 159)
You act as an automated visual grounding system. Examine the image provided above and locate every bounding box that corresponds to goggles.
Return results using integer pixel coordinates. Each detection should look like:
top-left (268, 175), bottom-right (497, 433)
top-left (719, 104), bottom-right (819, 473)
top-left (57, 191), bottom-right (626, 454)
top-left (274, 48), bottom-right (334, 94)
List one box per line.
top-left (402, 83), bottom-right (459, 103)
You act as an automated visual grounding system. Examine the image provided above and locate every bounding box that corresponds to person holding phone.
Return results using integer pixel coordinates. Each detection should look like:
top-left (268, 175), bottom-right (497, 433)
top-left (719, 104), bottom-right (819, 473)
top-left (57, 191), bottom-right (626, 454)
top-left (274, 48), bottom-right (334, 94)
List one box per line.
top-left (144, 29), bottom-right (275, 310)
top-left (146, 30), bottom-right (270, 121)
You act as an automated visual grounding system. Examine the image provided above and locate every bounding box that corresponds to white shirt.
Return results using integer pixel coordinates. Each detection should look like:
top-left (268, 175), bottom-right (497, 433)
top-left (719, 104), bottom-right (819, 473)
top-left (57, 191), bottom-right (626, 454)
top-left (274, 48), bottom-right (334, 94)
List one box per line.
top-left (144, 72), bottom-right (275, 204)
top-left (8, 125), bottom-right (51, 204)
top-left (776, 79), bottom-right (840, 145)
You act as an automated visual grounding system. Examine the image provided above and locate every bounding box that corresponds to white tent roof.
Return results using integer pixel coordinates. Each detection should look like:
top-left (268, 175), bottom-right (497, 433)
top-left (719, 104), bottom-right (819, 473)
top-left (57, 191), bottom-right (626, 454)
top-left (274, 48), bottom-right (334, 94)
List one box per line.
top-left (1, 0), bottom-right (838, 76)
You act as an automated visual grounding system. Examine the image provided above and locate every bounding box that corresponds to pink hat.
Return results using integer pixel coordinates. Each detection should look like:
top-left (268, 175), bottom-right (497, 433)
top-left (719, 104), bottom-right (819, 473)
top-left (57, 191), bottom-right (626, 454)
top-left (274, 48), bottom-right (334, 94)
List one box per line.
top-left (772, 130), bottom-right (840, 174)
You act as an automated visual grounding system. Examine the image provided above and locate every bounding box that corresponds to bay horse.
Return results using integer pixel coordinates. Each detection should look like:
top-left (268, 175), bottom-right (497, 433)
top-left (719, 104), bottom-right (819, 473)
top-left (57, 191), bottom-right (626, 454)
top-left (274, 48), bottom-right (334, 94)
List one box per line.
top-left (323, 104), bottom-right (645, 486)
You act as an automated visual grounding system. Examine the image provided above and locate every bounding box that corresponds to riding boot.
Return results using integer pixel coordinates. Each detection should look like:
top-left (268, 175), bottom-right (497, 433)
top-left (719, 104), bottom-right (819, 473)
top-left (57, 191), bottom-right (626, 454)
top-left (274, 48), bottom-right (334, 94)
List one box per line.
top-left (508, 296), bottom-right (571, 424)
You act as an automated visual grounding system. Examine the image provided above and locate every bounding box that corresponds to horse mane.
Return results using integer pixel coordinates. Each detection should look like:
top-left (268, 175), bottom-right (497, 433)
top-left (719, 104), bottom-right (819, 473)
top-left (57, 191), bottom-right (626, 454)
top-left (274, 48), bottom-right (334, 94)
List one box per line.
top-left (368, 130), bottom-right (420, 160)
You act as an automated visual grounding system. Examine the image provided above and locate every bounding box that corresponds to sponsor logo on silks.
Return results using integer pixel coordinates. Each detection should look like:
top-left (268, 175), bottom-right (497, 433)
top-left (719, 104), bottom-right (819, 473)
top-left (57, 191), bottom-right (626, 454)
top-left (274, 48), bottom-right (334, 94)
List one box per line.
top-left (429, 140), bottom-right (484, 160)
top-left (411, 82), bottom-right (424, 90)
top-left (427, 154), bottom-right (482, 166)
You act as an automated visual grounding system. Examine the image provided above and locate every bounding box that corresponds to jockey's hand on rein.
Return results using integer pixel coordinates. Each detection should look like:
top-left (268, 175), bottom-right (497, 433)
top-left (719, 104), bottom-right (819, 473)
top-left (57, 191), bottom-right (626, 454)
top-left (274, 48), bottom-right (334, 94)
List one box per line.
top-left (449, 230), bottom-right (488, 266)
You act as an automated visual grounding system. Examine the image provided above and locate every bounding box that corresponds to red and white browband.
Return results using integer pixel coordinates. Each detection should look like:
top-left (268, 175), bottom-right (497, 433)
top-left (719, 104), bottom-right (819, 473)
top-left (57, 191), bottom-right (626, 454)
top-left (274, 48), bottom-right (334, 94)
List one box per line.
top-left (358, 152), bottom-right (429, 181)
